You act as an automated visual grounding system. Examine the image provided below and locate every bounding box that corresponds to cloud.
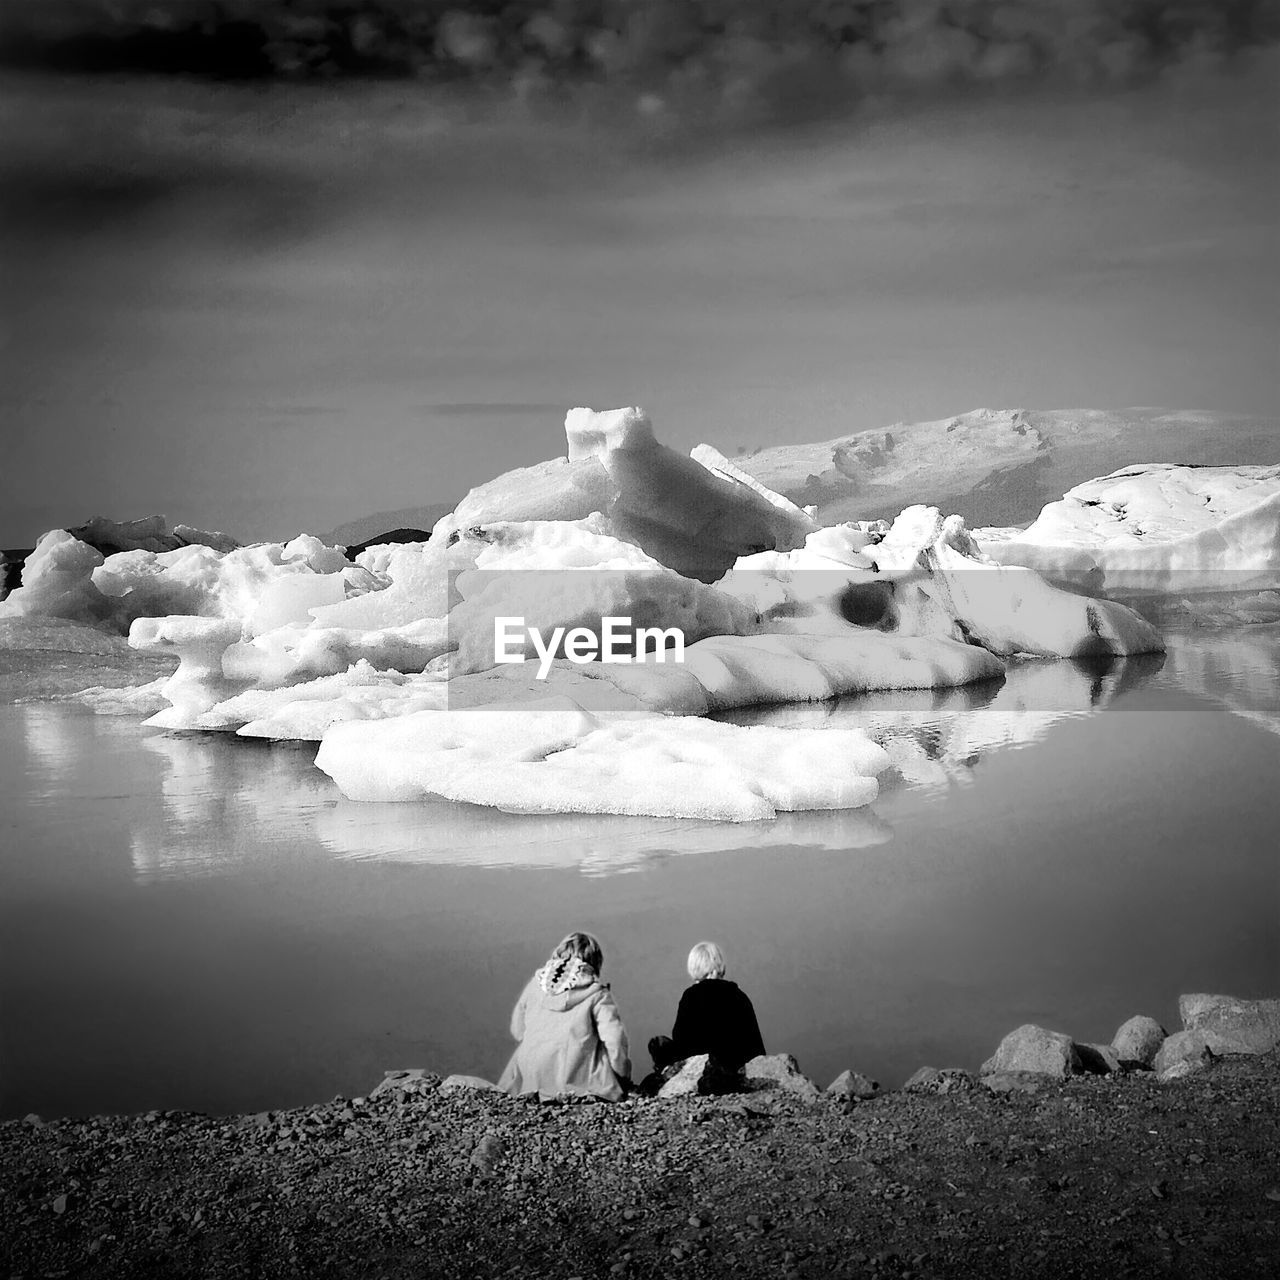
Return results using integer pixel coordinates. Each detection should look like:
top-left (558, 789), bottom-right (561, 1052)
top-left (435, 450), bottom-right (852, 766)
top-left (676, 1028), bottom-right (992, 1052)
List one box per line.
top-left (3, 2), bottom-right (1276, 119)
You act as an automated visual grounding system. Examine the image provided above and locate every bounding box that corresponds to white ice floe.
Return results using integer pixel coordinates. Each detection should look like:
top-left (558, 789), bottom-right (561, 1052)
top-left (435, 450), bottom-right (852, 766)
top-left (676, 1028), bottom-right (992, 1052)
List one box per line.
top-left (976, 464), bottom-right (1280, 601)
top-left (440, 405), bottom-right (816, 580)
top-left (0, 531), bottom-right (119, 627)
top-left (315, 696), bottom-right (890, 821)
top-left (721, 506), bottom-right (1163, 659)
top-left (0, 530), bottom-right (367, 633)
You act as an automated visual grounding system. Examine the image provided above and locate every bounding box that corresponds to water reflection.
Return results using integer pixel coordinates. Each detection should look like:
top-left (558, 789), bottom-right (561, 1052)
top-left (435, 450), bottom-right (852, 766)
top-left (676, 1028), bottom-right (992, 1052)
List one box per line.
top-left (720, 651), bottom-right (1166, 798)
top-left (317, 798), bottom-right (893, 874)
top-left (129, 730), bottom-right (332, 880)
top-left (20, 634), bottom-right (1274, 881)
top-left (1160, 625), bottom-right (1280, 740)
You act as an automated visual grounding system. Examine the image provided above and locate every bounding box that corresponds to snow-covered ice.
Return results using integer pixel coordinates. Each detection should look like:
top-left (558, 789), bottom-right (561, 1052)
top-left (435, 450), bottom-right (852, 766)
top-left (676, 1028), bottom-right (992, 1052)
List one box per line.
top-left (314, 696), bottom-right (891, 821)
top-left (976, 464), bottom-right (1280, 602)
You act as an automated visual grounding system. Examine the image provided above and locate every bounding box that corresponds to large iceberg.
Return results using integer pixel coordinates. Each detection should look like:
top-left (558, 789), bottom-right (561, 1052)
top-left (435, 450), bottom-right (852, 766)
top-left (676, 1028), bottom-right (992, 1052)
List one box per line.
top-left (976, 464), bottom-right (1280, 604)
top-left (13, 403), bottom-right (1196, 824)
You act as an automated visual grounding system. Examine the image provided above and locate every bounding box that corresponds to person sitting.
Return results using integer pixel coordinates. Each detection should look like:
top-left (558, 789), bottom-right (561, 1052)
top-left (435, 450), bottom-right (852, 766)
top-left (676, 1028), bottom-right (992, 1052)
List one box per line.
top-left (498, 931), bottom-right (631, 1101)
top-left (648, 940), bottom-right (766, 1073)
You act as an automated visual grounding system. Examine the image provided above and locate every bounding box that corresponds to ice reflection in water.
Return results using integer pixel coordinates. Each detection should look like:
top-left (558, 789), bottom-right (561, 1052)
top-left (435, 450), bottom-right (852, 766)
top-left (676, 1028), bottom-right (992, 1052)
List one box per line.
top-left (1160, 624), bottom-right (1280, 741)
top-left (104, 647), bottom-right (1168, 878)
top-left (719, 650), bottom-right (1166, 799)
top-left (17, 632), bottom-right (1277, 881)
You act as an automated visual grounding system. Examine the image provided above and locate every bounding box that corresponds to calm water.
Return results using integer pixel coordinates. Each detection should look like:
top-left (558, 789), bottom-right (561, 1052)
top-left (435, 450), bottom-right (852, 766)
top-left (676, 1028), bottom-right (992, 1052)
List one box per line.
top-left (2, 629), bottom-right (1278, 1119)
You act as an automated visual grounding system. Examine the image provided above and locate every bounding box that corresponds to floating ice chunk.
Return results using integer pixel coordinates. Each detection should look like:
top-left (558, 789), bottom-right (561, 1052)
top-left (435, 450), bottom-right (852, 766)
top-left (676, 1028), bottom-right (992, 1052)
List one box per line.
top-left (579, 405), bottom-right (815, 579)
top-left (68, 514), bottom-right (240, 556)
top-left (0, 531), bottom-right (115, 626)
top-left (565, 405), bottom-right (656, 460)
top-left (247, 571), bottom-right (349, 635)
top-left (690, 443), bottom-right (821, 532)
top-left (131, 616), bottom-right (247, 728)
top-left (976, 464), bottom-right (1280, 599)
top-left (311, 540), bottom-right (450, 628)
top-left (315, 696), bottom-right (890, 820)
top-left (438, 407), bottom-right (815, 579)
top-left (682, 631), bottom-right (1005, 712)
top-left (87, 538), bottom-right (366, 632)
top-left (730, 505), bottom-right (1163, 659)
top-left (187, 652), bottom-right (711, 742)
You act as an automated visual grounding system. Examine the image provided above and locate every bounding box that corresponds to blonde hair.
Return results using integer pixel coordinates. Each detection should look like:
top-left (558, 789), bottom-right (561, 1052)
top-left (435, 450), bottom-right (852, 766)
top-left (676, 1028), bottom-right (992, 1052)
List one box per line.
top-left (553, 931), bottom-right (604, 975)
top-left (687, 940), bottom-right (726, 981)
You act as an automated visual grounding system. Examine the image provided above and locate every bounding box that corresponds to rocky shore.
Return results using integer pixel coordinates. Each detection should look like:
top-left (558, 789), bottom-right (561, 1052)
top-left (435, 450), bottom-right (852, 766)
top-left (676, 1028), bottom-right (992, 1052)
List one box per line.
top-left (4, 995), bottom-right (1277, 1279)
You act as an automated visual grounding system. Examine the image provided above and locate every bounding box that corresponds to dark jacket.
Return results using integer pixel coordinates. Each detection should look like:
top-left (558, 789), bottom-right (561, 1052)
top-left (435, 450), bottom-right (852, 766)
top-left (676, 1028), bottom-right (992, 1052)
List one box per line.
top-left (669, 978), bottom-right (765, 1070)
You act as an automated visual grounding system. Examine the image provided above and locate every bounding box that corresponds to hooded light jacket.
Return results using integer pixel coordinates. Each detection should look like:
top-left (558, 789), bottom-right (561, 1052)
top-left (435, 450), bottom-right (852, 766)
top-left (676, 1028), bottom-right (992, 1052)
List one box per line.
top-left (497, 964), bottom-right (631, 1101)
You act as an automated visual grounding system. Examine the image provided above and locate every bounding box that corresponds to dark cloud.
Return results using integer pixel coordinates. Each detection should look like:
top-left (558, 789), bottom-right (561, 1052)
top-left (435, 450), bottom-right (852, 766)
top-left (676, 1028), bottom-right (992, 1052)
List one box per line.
top-left (2, 2), bottom-right (1276, 117)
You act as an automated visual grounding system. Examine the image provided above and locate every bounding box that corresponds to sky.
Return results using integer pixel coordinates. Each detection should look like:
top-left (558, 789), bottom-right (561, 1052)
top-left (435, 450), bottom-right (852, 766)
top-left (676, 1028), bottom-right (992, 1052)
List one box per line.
top-left (1, 48), bottom-right (1277, 547)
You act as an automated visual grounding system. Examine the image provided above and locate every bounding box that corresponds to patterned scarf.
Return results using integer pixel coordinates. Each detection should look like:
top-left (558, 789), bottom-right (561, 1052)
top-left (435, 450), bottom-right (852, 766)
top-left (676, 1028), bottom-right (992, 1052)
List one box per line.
top-left (536, 954), bottom-right (596, 995)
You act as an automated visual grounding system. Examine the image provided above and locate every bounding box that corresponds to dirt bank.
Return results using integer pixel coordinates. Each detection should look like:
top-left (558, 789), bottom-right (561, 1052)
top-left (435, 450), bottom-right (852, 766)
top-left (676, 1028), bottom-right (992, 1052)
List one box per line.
top-left (3, 1053), bottom-right (1277, 1280)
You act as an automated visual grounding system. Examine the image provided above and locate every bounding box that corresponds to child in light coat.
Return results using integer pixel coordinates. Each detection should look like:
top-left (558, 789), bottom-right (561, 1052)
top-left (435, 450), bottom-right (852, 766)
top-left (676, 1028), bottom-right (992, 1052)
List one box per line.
top-left (498, 932), bottom-right (631, 1101)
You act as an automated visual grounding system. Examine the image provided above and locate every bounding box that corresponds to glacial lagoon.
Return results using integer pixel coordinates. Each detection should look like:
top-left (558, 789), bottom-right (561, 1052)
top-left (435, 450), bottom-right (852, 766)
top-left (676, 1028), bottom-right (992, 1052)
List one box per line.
top-left (2, 628), bottom-right (1277, 1120)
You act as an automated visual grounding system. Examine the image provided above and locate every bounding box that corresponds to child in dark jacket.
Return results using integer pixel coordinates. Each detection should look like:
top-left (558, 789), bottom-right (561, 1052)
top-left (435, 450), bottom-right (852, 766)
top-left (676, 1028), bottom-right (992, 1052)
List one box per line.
top-left (649, 941), bottom-right (765, 1073)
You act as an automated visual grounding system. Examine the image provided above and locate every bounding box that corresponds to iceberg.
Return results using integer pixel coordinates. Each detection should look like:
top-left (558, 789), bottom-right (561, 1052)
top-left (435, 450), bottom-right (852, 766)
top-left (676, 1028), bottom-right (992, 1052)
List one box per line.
top-left (721, 506), bottom-right (1163, 659)
top-left (15, 403), bottom-right (1208, 824)
top-left (314, 696), bottom-right (891, 821)
top-left (437, 406), bottom-right (817, 580)
top-left (976, 464), bottom-right (1280, 609)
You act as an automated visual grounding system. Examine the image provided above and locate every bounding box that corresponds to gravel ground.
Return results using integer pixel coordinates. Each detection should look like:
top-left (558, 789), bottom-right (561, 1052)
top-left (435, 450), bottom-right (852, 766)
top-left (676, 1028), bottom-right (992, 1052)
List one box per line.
top-left (4, 1053), bottom-right (1278, 1280)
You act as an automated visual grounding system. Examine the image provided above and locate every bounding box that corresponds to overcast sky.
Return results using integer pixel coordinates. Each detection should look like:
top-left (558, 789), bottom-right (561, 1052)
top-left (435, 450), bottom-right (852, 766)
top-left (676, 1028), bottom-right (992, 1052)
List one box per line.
top-left (1, 51), bottom-right (1276, 547)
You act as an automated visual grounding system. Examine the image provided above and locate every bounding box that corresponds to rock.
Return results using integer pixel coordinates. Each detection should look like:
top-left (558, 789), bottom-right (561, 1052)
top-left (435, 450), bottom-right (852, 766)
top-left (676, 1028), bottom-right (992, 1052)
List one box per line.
top-left (372, 1069), bottom-right (439, 1098)
top-left (980, 1071), bottom-right (1051, 1095)
top-left (469, 1132), bottom-right (506, 1176)
top-left (902, 1067), bottom-right (974, 1095)
top-left (440, 1074), bottom-right (500, 1093)
top-left (1178, 994), bottom-right (1280, 1055)
top-left (1153, 1031), bottom-right (1217, 1079)
top-left (1158, 1058), bottom-right (1210, 1083)
top-left (51, 1194), bottom-right (68, 1214)
top-left (742, 1054), bottom-right (821, 1102)
top-left (1111, 1015), bottom-right (1166, 1068)
top-left (981, 1025), bottom-right (1081, 1078)
top-left (826, 1070), bottom-right (880, 1100)
top-left (656, 1055), bottom-right (739, 1100)
top-left (1076, 1043), bottom-right (1123, 1075)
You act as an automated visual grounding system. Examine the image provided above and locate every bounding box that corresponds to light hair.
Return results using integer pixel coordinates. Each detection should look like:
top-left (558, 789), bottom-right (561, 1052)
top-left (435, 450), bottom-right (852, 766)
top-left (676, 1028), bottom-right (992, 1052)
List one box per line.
top-left (554, 931), bottom-right (604, 974)
top-left (687, 940), bottom-right (726, 982)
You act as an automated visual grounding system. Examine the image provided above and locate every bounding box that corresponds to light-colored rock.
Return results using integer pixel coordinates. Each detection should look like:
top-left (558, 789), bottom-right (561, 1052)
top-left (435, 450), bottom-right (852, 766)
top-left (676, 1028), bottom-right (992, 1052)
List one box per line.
top-left (1158, 1058), bottom-right (1211, 1083)
top-left (656, 1054), bottom-right (739, 1100)
top-left (1153, 1031), bottom-right (1217, 1078)
top-left (1179, 994), bottom-right (1280, 1055)
top-left (826, 1070), bottom-right (880, 1100)
top-left (469, 1132), bottom-right (506, 1175)
top-left (1111, 1015), bottom-right (1167, 1068)
top-left (742, 1054), bottom-right (821, 1102)
top-left (440, 1073), bottom-right (500, 1093)
top-left (981, 1025), bottom-right (1081, 1078)
top-left (371, 1068), bottom-right (439, 1097)
top-left (903, 1067), bottom-right (975, 1095)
